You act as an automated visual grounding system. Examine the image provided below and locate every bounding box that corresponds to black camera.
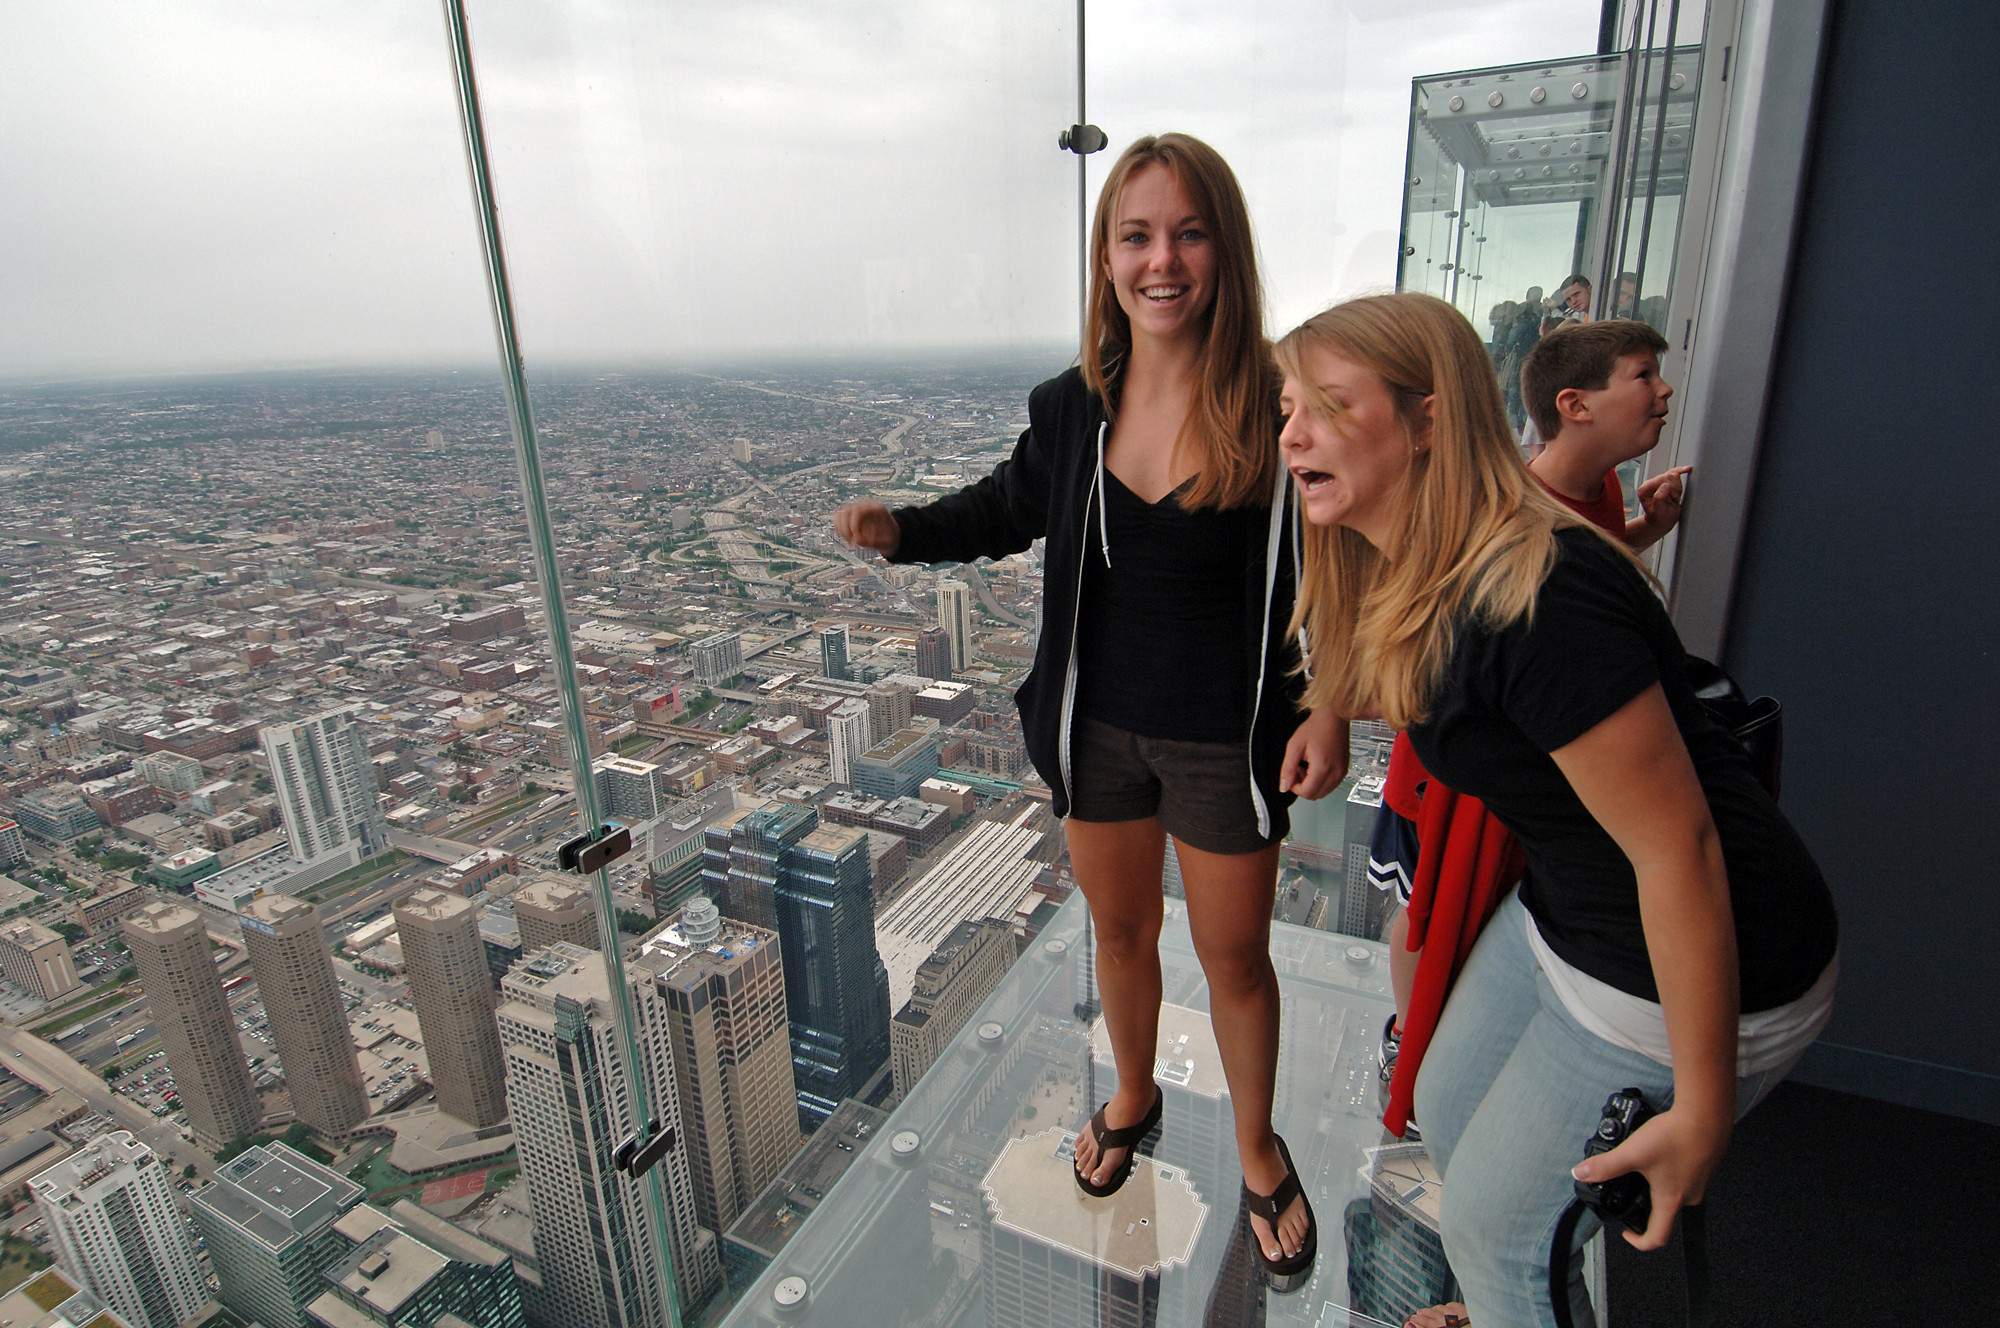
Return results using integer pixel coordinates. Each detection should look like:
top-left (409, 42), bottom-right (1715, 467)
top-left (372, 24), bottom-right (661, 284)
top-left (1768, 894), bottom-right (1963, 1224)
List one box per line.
top-left (1574, 1088), bottom-right (1654, 1233)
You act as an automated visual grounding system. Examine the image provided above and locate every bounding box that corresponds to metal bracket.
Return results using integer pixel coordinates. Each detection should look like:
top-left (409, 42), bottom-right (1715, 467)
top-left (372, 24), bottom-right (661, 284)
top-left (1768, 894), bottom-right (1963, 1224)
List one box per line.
top-left (1058, 124), bottom-right (1108, 155)
top-left (557, 822), bottom-right (632, 876)
top-left (615, 1118), bottom-right (677, 1178)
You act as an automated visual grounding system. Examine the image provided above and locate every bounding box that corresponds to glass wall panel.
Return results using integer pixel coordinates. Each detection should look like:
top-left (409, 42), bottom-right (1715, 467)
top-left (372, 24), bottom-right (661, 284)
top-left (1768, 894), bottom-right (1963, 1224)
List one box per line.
top-left (450, 1), bottom-right (1075, 1324)
top-left (2, 7), bottom-right (598, 1328)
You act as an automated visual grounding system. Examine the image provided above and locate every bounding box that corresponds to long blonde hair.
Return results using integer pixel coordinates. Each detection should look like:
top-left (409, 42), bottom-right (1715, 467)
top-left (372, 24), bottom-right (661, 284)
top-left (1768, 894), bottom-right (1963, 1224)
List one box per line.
top-left (1278, 293), bottom-right (1640, 728)
top-left (1082, 133), bottom-right (1277, 511)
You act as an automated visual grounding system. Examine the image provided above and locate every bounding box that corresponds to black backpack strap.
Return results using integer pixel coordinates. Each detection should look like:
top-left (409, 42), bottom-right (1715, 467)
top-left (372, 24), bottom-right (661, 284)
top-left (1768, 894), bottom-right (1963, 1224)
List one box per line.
top-left (1549, 1200), bottom-right (1712, 1328)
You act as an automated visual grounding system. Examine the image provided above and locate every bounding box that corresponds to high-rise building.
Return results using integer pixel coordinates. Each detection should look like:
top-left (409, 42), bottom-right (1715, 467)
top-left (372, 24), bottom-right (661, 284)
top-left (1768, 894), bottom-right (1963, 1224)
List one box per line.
top-left (192, 1144), bottom-right (367, 1328)
top-left (304, 1199), bottom-right (527, 1328)
top-left (498, 944), bottom-right (721, 1325)
top-left (29, 1132), bottom-right (208, 1328)
top-left (511, 878), bottom-right (599, 954)
top-left (703, 804), bottom-right (809, 934)
top-left (851, 726), bottom-right (941, 801)
top-left (1341, 1144), bottom-right (1461, 1322)
top-left (241, 896), bottom-right (368, 1136)
top-left (689, 632), bottom-right (743, 687)
top-left (262, 707), bottom-right (389, 884)
top-left (1091, 1004), bottom-right (1237, 1198)
top-left (1339, 774), bottom-right (1387, 941)
top-left (913, 626), bottom-right (954, 681)
top-left (980, 1129), bottom-right (1208, 1328)
top-left (890, 918), bottom-right (1014, 1099)
top-left (818, 625), bottom-right (850, 681)
top-left (394, 889), bottom-right (508, 1128)
top-left (0, 919), bottom-right (82, 1002)
top-left (702, 807), bottom-right (890, 1129)
top-left (779, 823), bottom-right (890, 1129)
top-left (591, 755), bottom-right (667, 824)
top-left (826, 699), bottom-right (872, 786)
top-left (631, 898), bottom-right (800, 1233)
top-left (120, 901), bottom-right (261, 1149)
top-left (0, 815), bottom-right (30, 868)
top-left (864, 680), bottom-right (913, 738)
top-left (935, 580), bottom-right (973, 673)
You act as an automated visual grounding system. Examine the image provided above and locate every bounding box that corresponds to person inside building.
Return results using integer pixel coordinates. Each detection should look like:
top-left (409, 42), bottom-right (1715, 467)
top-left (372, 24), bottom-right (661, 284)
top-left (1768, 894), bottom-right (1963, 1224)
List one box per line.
top-left (1522, 318), bottom-right (1693, 551)
top-left (1277, 291), bottom-right (1838, 1326)
top-left (834, 132), bottom-right (1346, 1281)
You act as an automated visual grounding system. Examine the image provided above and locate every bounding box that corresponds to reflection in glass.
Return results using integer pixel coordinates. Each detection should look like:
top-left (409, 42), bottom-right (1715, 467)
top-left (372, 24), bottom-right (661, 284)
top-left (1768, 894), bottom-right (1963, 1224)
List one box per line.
top-left (719, 895), bottom-right (1441, 1327)
top-left (1396, 44), bottom-right (1703, 435)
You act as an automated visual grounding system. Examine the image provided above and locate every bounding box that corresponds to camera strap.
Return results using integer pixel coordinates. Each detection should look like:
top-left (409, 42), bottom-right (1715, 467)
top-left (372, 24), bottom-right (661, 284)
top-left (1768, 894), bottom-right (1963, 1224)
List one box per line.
top-left (1548, 1201), bottom-right (1711, 1328)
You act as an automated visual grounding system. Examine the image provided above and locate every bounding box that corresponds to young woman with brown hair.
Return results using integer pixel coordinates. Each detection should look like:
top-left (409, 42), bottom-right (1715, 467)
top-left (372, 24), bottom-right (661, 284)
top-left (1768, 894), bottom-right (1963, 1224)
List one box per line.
top-left (836, 133), bottom-right (1346, 1279)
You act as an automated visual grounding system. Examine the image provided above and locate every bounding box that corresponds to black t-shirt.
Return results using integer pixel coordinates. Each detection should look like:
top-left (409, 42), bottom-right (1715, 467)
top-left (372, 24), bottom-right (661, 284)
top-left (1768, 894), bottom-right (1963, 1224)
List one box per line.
top-left (1074, 471), bottom-right (1256, 742)
top-left (1406, 528), bottom-right (1837, 1011)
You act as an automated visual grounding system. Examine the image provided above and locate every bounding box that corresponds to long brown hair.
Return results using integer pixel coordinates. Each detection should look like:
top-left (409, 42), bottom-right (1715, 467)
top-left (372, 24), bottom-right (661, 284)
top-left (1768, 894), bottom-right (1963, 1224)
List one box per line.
top-left (1081, 133), bottom-right (1277, 510)
top-left (1279, 293), bottom-right (1643, 727)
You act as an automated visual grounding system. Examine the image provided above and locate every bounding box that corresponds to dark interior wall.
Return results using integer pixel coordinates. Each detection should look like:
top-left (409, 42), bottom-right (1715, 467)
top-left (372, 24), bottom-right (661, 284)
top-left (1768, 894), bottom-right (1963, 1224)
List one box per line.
top-left (1723, 0), bottom-right (1998, 1121)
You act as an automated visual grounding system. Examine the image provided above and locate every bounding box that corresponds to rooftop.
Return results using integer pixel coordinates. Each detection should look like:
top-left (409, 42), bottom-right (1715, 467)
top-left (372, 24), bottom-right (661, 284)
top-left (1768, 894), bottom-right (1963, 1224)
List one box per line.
top-left (195, 1143), bottom-right (365, 1250)
top-left (980, 1128), bottom-right (1207, 1281)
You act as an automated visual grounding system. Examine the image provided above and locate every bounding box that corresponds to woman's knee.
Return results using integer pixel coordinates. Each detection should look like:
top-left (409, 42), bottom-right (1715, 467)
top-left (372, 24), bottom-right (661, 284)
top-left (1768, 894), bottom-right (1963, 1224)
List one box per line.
top-left (1190, 932), bottom-right (1274, 998)
top-left (1089, 903), bottom-right (1163, 962)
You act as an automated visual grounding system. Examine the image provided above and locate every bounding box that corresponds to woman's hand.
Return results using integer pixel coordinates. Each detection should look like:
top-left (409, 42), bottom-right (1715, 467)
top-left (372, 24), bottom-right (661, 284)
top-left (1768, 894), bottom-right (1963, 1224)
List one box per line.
top-left (833, 501), bottom-right (900, 556)
top-left (1571, 1103), bottom-right (1733, 1251)
top-left (1279, 708), bottom-right (1348, 799)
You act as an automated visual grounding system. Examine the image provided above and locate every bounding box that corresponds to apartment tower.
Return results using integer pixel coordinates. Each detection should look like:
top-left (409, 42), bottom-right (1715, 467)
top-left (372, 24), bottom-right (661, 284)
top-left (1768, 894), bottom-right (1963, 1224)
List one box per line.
top-left (826, 698), bottom-right (872, 787)
top-left (120, 901), bottom-right (261, 1149)
top-left (241, 895), bottom-right (368, 1136)
top-left (394, 889), bottom-right (508, 1128)
top-left (262, 706), bottom-right (388, 882)
top-left (29, 1132), bottom-right (208, 1328)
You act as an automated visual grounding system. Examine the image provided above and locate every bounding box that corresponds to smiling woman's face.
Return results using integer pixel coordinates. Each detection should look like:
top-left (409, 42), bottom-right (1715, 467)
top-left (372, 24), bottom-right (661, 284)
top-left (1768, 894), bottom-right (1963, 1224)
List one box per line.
top-left (1279, 343), bottom-right (1421, 549)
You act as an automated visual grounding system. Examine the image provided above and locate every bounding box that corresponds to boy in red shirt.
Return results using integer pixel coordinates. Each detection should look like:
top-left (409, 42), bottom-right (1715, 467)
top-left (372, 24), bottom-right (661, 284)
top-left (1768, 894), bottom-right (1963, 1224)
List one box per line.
top-left (1520, 318), bottom-right (1692, 548)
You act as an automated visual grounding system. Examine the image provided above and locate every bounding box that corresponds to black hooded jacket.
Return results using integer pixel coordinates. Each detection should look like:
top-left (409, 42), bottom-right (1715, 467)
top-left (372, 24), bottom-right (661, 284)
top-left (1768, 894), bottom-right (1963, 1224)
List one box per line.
top-left (888, 367), bottom-right (1307, 832)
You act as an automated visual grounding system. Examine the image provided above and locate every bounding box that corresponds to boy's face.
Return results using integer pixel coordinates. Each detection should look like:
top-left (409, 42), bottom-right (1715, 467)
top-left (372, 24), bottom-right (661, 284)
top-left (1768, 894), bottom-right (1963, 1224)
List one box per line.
top-left (1577, 350), bottom-right (1674, 455)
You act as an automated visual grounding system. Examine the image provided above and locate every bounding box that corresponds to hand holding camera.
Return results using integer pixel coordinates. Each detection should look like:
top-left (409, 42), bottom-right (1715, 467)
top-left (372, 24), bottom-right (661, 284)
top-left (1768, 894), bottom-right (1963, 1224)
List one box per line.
top-left (1570, 1089), bottom-right (1731, 1252)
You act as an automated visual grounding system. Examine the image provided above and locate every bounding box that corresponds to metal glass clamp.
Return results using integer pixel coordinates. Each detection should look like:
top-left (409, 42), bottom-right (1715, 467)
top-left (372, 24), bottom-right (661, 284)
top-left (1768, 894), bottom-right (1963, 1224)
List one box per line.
top-left (1059, 124), bottom-right (1108, 154)
top-left (616, 1118), bottom-right (677, 1178)
top-left (557, 822), bottom-right (632, 875)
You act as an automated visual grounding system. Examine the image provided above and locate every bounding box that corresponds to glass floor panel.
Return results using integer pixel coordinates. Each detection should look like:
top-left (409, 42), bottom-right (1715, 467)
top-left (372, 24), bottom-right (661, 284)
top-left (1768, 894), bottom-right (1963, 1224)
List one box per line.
top-left (721, 892), bottom-right (1455, 1327)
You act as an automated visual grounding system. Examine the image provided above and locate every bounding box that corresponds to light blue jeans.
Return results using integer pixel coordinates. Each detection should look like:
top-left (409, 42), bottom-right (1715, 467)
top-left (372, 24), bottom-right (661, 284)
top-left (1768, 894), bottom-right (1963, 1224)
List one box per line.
top-left (1413, 891), bottom-right (1789, 1327)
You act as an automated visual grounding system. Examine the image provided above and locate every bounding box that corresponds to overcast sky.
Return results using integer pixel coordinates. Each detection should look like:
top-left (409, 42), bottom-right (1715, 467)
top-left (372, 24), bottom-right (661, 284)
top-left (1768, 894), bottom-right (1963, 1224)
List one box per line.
top-left (2, 0), bottom-right (1598, 380)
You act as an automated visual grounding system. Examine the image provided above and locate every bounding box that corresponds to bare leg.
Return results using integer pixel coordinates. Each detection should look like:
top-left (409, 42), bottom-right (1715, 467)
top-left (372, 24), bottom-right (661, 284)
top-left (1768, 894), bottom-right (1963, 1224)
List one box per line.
top-left (1066, 817), bottom-right (1166, 1188)
top-left (1388, 904), bottom-right (1416, 1031)
top-left (1176, 837), bottom-right (1309, 1262)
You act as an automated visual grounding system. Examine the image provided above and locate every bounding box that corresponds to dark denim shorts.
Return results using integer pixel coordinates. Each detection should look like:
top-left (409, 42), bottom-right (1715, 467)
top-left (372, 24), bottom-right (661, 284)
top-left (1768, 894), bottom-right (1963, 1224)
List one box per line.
top-left (1067, 716), bottom-right (1286, 856)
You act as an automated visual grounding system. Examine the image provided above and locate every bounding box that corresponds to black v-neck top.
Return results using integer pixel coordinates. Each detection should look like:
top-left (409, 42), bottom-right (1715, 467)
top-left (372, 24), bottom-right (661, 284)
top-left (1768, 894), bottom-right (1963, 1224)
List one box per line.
top-left (1072, 468), bottom-right (1258, 741)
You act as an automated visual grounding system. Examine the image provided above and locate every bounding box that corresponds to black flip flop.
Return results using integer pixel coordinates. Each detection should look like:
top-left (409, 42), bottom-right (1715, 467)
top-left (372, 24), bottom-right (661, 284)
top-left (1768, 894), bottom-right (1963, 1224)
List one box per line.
top-left (1073, 1085), bottom-right (1164, 1198)
top-left (1243, 1133), bottom-right (1317, 1280)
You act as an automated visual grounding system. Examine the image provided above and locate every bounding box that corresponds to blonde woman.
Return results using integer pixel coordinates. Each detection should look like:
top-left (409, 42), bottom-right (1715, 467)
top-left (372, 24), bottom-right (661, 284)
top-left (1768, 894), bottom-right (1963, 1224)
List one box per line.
top-left (1276, 293), bottom-right (1836, 1325)
top-left (837, 133), bottom-right (1345, 1279)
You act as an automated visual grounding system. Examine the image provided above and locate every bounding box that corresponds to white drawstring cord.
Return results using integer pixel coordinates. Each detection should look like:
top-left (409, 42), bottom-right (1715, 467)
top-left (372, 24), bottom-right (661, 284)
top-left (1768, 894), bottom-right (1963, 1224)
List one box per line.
top-left (1094, 420), bottom-right (1112, 568)
top-left (1291, 487), bottom-right (1314, 682)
